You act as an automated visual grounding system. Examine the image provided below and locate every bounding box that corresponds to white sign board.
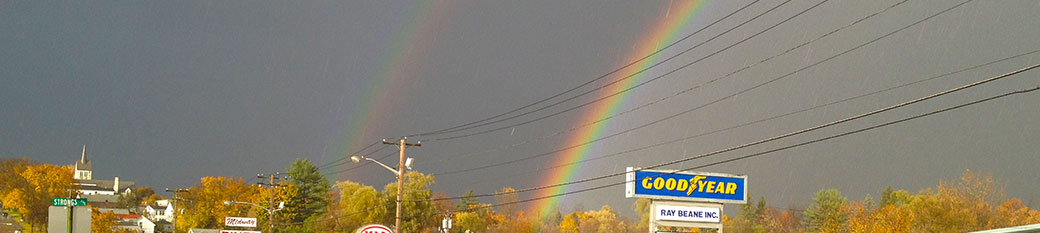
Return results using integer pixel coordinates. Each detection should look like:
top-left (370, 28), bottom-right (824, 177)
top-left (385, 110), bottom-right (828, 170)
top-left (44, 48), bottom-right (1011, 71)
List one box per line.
top-left (221, 231), bottom-right (261, 233)
top-left (47, 206), bottom-right (91, 233)
top-left (224, 217), bottom-right (258, 228)
top-left (648, 200), bottom-right (723, 231)
top-left (654, 204), bottom-right (721, 223)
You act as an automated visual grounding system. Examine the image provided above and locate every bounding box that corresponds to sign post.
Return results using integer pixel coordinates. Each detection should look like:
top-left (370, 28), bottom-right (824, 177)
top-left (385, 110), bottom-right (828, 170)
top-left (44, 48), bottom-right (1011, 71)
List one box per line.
top-left (626, 167), bottom-right (747, 233)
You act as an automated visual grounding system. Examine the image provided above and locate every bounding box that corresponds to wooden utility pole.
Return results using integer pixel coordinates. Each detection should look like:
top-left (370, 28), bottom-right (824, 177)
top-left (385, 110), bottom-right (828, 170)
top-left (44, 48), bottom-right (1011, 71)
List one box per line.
top-left (257, 173), bottom-right (288, 233)
top-left (382, 138), bottom-right (420, 233)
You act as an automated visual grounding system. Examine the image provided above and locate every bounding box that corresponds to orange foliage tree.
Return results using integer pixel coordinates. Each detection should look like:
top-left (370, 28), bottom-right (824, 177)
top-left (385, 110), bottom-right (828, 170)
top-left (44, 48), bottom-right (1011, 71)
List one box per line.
top-left (174, 176), bottom-right (259, 232)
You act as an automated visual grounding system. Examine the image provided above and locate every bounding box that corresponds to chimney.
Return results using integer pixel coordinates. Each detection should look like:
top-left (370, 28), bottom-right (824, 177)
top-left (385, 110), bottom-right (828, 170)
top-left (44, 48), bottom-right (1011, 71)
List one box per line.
top-left (114, 177), bottom-right (120, 193)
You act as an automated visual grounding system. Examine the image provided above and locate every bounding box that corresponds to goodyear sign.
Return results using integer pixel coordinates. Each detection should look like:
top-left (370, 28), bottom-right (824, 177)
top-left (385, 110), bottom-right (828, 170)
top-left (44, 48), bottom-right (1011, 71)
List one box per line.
top-left (625, 168), bottom-right (747, 204)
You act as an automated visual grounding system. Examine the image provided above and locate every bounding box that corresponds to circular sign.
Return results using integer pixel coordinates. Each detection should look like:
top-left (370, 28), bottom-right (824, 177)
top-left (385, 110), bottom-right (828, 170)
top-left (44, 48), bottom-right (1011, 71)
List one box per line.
top-left (356, 224), bottom-right (393, 233)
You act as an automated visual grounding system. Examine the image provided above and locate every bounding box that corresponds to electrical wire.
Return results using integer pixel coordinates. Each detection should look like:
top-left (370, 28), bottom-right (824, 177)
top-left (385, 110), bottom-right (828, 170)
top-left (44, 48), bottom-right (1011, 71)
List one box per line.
top-left (402, 0), bottom-right (766, 138)
top-left (401, 81), bottom-right (1040, 220)
top-left (432, 0), bottom-right (965, 177)
top-left (419, 0), bottom-right (913, 168)
top-left (316, 141), bottom-right (382, 170)
top-left (454, 49), bottom-right (1040, 189)
top-left (413, 60), bottom-right (1036, 203)
top-left (425, 0), bottom-right (816, 141)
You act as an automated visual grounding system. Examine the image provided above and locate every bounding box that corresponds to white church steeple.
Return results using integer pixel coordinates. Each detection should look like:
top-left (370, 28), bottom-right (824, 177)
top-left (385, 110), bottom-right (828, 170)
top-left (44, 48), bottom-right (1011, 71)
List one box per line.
top-left (74, 145), bottom-right (92, 180)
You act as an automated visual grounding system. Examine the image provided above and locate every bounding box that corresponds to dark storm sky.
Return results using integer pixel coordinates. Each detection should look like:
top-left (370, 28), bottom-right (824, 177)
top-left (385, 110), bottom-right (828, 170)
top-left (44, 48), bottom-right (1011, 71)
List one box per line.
top-left (2, 0), bottom-right (1038, 217)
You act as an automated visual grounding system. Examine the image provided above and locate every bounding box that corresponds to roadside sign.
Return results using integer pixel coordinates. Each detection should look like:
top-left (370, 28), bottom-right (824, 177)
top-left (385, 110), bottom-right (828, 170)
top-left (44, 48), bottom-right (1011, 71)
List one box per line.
top-left (52, 198), bottom-right (87, 207)
top-left (625, 167), bottom-right (747, 204)
top-left (225, 217), bottom-right (258, 228)
top-left (649, 201), bottom-right (723, 230)
top-left (654, 203), bottom-right (721, 223)
top-left (356, 224), bottom-right (393, 233)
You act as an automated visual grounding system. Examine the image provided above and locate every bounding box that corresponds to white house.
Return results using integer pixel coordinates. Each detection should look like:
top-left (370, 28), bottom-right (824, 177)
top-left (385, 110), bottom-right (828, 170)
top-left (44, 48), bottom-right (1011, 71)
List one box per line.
top-left (144, 203), bottom-right (174, 222)
top-left (114, 214), bottom-right (155, 233)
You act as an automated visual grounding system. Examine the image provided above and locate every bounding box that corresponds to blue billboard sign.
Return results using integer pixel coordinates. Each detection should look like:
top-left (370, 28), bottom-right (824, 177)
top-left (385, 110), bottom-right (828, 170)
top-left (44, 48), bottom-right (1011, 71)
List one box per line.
top-left (625, 168), bottom-right (747, 204)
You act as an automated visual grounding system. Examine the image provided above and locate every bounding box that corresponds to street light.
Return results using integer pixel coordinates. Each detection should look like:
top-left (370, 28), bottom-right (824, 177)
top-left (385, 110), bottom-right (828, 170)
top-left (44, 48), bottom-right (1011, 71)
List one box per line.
top-left (224, 200), bottom-right (284, 233)
top-left (351, 145), bottom-right (416, 233)
top-left (350, 156), bottom-right (412, 175)
top-left (165, 188), bottom-right (189, 233)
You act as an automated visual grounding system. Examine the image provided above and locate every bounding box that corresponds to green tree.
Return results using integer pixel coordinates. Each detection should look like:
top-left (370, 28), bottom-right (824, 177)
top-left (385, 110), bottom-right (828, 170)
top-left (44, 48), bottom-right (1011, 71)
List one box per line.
top-left (880, 186), bottom-right (912, 207)
top-left (331, 180), bottom-right (386, 232)
top-left (286, 159), bottom-right (330, 225)
top-left (381, 171), bottom-right (439, 233)
top-left (802, 189), bottom-right (848, 233)
top-left (457, 190), bottom-right (479, 211)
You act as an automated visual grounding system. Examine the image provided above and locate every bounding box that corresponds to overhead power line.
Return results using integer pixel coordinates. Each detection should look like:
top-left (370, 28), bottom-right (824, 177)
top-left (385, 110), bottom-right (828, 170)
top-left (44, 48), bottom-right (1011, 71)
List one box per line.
top-left (316, 141), bottom-right (382, 169)
top-left (402, 70), bottom-right (1039, 218)
top-left (419, 0), bottom-right (912, 168)
top-left (319, 0), bottom-right (767, 174)
top-left (432, 0), bottom-right (958, 177)
top-left (402, 0), bottom-right (765, 138)
top-left (411, 60), bottom-right (1036, 203)
top-left (453, 49), bottom-right (1040, 189)
top-left (426, 0), bottom-right (819, 141)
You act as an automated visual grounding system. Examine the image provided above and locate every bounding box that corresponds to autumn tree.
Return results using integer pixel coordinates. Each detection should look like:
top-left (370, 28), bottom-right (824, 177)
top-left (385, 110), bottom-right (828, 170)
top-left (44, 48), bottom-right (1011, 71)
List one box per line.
top-left (2, 163), bottom-right (73, 231)
top-left (92, 209), bottom-right (138, 233)
top-left (257, 182), bottom-right (302, 233)
top-left (632, 198), bottom-right (651, 232)
top-left (910, 170), bottom-right (1000, 232)
top-left (175, 176), bottom-right (259, 232)
top-left (490, 210), bottom-right (540, 233)
top-left (759, 206), bottom-right (803, 233)
top-left (987, 198), bottom-right (1040, 228)
top-left (0, 158), bottom-right (30, 195)
top-left (452, 203), bottom-right (495, 233)
top-left (494, 187), bottom-right (520, 216)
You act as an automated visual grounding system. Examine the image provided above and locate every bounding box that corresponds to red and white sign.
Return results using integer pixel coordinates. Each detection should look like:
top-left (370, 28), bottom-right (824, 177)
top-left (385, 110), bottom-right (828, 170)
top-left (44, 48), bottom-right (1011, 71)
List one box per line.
top-left (220, 231), bottom-right (260, 233)
top-left (225, 217), bottom-right (258, 228)
top-left (356, 224), bottom-right (393, 233)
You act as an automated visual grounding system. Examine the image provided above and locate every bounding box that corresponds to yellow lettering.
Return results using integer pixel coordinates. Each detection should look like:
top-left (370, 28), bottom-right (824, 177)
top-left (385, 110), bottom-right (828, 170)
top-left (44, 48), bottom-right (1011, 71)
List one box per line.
top-left (665, 178), bottom-right (677, 190)
top-left (705, 181), bottom-right (716, 193)
top-left (715, 182), bottom-right (727, 193)
top-left (726, 182), bottom-right (737, 194)
top-left (641, 177), bottom-right (653, 189)
top-left (653, 177), bottom-right (664, 190)
top-left (677, 179), bottom-right (689, 191)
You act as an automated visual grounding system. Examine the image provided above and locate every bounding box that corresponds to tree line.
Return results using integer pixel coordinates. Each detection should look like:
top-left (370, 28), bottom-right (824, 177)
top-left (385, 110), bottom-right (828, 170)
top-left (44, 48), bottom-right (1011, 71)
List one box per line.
top-left (4, 156), bottom-right (1039, 233)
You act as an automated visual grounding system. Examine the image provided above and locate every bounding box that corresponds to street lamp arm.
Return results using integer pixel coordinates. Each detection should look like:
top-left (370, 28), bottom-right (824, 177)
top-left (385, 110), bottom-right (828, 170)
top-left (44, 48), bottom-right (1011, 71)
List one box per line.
top-left (364, 157), bottom-right (401, 175)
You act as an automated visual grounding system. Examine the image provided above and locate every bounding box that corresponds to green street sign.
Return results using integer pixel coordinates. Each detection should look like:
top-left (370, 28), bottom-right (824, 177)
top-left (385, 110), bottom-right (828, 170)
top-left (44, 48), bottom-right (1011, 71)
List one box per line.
top-left (52, 198), bottom-right (87, 206)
